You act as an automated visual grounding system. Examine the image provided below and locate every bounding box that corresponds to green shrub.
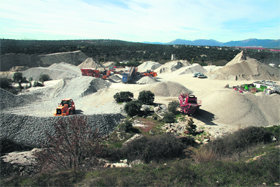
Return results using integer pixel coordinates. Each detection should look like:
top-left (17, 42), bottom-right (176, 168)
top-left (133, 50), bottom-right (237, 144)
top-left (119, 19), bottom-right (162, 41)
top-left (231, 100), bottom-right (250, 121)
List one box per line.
top-left (124, 101), bottom-right (142, 117)
top-left (206, 127), bottom-right (273, 157)
top-left (123, 134), bottom-right (185, 162)
top-left (168, 101), bottom-right (180, 114)
top-left (138, 90), bottom-right (154, 105)
top-left (113, 91), bottom-right (133, 103)
top-left (265, 125), bottom-right (280, 141)
top-left (33, 81), bottom-right (44, 87)
top-left (0, 78), bottom-right (12, 89)
top-left (162, 112), bottom-right (176, 123)
top-left (39, 74), bottom-right (51, 82)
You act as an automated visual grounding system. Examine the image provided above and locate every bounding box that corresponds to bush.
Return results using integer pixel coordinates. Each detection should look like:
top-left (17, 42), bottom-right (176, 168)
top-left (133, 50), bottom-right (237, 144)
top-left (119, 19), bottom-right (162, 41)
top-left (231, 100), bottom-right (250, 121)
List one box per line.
top-left (113, 91), bottom-right (133, 103)
top-left (206, 127), bottom-right (273, 157)
top-left (162, 112), bottom-right (176, 123)
top-left (36, 116), bottom-right (101, 172)
top-left (168, 101), bottom-right (180, 114)
top-left (39, 74), bottom-right (51, 82)
top-left (0, 78), bottom-right (12, 89)
top-left (138, 90), bottom-right (154, 105)
top-left (33, 81), bottom-right (44, 87)
top-left (123, 134), bottom-right (185, 162)
top-left (124, 101), bottom-right (142, 117)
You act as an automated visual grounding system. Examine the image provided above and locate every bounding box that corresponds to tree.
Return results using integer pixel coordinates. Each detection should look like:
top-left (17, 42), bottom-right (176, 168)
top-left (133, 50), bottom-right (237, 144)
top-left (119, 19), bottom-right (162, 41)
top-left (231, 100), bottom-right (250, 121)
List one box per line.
top-left (39, 74), bottom-right (51, 83)
top-left (0, 78), bottom-right (12, 89)
top-left (124, 100), bottom-right (142, 117)
top-left (168, 101), bottom-right (180, 115)
top-left (13, 72), bottom-right (23, 88)
top-left (113, 91), bottom-right (134, 103)
top-left (36, 116), bottom-right (101, 172)
top-left (138, 90), bottom-right (155, 105)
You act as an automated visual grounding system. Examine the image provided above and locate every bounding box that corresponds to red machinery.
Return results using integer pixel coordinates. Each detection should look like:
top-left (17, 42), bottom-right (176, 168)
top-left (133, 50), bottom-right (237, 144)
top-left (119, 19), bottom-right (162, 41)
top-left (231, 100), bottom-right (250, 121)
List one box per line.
top-left (54, 98), bottom-right (76, 116)
top-left (81, 68), bottom-right (101, 78)
top-left (81, 68), bottom-right (112, 80)
top-left (141, 71), bottom-right (157, 77)
top-left (178, 93), bottom-right (201, 115)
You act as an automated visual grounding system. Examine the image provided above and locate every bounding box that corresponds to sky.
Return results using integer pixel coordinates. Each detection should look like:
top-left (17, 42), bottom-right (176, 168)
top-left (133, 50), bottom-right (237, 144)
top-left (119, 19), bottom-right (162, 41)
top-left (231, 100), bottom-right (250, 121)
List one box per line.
top-left (0, 0), bottom-right (279, 42)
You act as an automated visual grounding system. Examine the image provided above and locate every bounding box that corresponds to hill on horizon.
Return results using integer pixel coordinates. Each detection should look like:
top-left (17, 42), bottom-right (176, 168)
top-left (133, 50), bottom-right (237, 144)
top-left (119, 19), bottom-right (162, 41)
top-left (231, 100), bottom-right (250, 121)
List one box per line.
top-left (167, 38), bottom-right (280, 48)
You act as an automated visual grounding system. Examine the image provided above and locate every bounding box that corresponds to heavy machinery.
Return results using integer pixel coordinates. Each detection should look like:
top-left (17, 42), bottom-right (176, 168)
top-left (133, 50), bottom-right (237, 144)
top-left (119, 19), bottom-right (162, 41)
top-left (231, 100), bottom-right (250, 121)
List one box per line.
top-left (141, 70), bottom-right (157, 77)
top-left (81, 68), bottom-right (101, 78)
top-left (178, 93), bottom-right (201, 115)
top-left (81, 68), bottom-right (112, 80)
top-left (54, 98), bottom-right (76, 116)
top-left (122, 67), bottom-right (138, 83)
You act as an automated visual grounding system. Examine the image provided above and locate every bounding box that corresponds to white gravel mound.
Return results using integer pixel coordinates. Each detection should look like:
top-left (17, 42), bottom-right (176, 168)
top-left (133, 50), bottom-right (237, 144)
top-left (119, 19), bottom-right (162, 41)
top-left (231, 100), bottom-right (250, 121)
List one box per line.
top-left (136, 76), bottom-right (158, 84)
top-left (154, 60), bottom-right (190, 74)
top-left (143, 81), bottom-right (192, 97)
top-left (202, 90), bottom-right (280, 127)
top-left (204, 65), bottom-right (222, 72)
top-left (78, 58), bottom-right (104, 69)
top-left (22, 62), bottom-right (81, 81)
top-left (103, 61), bottom-right (115, 68)
top-left (209, 51), bottom-right (280, 80)
top-left (176, 63), bottom-right (207, 75)
top-left (137, 61), bottom-right (162, 72)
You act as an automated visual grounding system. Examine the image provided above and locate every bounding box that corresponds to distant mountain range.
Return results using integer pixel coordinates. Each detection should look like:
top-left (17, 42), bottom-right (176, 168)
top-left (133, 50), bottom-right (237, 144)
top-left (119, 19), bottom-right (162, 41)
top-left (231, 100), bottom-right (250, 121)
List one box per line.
top-left (146, 39), bottom-right (280, 48)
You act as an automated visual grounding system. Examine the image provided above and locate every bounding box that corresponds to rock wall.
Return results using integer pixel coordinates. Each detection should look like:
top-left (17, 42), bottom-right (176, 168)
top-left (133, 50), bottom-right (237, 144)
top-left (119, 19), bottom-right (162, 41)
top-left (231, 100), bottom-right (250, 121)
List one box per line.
top-left (0, 113), bottom-right (124, 147)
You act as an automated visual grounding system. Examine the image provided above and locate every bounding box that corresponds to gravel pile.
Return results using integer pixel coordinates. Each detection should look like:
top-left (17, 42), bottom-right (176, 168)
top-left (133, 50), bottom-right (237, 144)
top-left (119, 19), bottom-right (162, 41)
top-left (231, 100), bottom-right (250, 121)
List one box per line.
top-left (0, 89), bottom-right (27, 110)
top-left (22, 62), bottom-right (81, 81)
top-left (56, 76), bottom-right (111, 99)
top-left (78, 58), bottom-right (104, 69)
top-left (209, 51), bottom-right (280, 80)
top-left (176, 63), bottom-right (207, 75)
top-left (39, 50), bottom-right (88, 66)
top-left (137, 61), bottom-right (162, 72)
top-left (136, 76), bottom-right (158, 84)
top-left (202, 90), bottom-right (280, 127)
top-left (143, 81), bottom-right (192, 97)
top-left (154, 60), bottom-right (190, 74)
top-left (0, 113), bottom-right (124, 147)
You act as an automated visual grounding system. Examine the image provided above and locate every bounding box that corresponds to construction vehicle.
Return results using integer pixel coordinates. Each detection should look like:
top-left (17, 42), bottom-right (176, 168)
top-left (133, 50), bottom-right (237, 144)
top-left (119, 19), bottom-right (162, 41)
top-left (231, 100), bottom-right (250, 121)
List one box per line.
top-left (54, 98), bottom-right (76, 116)
top-left (81, 68), bottom-right (101, 78)
top-left (141, 71), bottom-right (157, 77)
top-left (122, 67), bottom-right (138, 83)
top-left (81, 68), bottom-right (113, 80)
top-left (178, 93), bottom-right (201, 115)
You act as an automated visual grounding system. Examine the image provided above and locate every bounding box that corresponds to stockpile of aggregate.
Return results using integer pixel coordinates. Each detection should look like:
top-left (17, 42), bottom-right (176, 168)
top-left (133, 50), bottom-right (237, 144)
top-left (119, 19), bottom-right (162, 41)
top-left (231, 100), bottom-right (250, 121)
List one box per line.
top-left (78, 58), bottom-right (104, 69)
top-left (39, 50), bottom-right (88, 66)
top-left (137, 61), bottom-right (162, 72)
top-left (176, 63), bottom-right (207, 75)
top-left (202, 90), bottom-right (280, 127)
top-left (0, 89), bottom-right (27, 110)
top-left (22, 62), bottom-right (81, 81)
top-left (154, 60), bottom-right (190, 74)
top-left (0, 113), bottom-right (124, 147)
top-left (209, 51), bottom-right (280, 80)
top-left (143, 81), bottom-right (192, 97)
top-left (136, 76), bottom-right (158, 84)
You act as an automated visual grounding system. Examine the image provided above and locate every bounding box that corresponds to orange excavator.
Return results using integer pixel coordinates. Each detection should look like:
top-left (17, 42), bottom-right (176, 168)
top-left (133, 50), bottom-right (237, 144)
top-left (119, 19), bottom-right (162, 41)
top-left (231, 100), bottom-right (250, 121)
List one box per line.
top-left (54, 98), bottom-right (76, 116)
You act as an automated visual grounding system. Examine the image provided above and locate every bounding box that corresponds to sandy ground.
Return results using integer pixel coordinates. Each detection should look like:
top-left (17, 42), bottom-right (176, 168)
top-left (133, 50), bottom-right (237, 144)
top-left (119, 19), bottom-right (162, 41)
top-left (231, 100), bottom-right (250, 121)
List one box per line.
top-left (2, 58), bottom-right (280, 137)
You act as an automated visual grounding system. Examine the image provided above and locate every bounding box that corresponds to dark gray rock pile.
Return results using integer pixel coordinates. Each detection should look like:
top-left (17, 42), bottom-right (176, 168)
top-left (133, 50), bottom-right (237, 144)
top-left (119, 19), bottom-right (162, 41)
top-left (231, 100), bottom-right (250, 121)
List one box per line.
top-left (0, 113), bottom-right (124, 147)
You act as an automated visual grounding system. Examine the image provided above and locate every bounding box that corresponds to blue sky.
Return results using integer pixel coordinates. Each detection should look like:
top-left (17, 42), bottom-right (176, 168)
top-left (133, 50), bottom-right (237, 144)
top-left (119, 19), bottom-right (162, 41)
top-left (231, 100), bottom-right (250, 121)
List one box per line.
top-left (0, 0), bottom-right (279, 42)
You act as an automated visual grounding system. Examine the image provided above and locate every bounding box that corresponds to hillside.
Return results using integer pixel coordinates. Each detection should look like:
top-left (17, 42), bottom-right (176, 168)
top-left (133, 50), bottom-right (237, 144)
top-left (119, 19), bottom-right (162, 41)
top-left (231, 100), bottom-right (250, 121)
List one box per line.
top-left (168, 38), bottom-right (280, 48)
top-left (1, 39), bottom-right (279, 68)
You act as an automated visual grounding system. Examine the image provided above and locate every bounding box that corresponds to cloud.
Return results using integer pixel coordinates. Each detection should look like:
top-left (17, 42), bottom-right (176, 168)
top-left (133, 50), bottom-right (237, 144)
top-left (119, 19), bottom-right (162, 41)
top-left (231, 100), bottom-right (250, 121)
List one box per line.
top-left (0, 0), bottom-right (279, 42)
